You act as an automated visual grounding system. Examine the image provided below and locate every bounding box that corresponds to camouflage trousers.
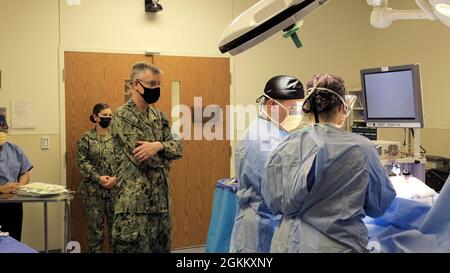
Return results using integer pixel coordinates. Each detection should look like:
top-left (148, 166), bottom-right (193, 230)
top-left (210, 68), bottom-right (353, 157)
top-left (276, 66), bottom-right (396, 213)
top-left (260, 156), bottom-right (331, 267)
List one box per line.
top-left (82, 195), bottom-right (114, 253)
top-left (111, 212), bottom-right (171, 253)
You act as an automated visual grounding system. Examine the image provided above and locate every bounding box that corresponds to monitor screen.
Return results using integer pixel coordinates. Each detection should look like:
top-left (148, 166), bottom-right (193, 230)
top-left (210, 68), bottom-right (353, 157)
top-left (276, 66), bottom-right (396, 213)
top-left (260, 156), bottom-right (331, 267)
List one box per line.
top-left (364, 70), bottom-right (416, 120)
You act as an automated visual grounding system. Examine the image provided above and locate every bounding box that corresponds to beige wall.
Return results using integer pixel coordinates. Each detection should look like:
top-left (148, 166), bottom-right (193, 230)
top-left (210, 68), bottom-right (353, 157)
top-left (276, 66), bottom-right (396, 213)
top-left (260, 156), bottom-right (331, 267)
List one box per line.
top-left (0, 0), bottom-right (62, 251)
top-left (60, 0), bottom-right (233, 55)
top-left (372, 0), bottom-right (450, 157)
top-left (0, 0), bottom-right (60, 133)
top-left (1, 0), bottom-right (449, 251)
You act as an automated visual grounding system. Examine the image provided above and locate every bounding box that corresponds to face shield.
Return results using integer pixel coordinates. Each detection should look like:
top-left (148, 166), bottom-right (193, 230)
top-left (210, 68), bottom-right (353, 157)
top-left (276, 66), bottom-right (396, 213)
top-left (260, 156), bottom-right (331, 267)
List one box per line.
top-left (258, 95), bottom-right (306, 132)
top-left (280, 101), bottom-right (308, 132)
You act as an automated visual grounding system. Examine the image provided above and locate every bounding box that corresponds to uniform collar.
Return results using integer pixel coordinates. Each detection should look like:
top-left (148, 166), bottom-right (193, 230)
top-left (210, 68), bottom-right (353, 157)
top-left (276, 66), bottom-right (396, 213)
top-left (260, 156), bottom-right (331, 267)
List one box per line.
top-left (0, 142), bottom-right (11, 154)
top-left (88, 128), bottom-right (111, 141)
top-left (127, 99), bottom-right (159, 123)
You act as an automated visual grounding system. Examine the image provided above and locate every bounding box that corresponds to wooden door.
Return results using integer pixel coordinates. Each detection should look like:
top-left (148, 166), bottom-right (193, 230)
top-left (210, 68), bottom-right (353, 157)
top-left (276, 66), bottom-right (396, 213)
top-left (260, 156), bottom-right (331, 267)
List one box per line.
top-left (65, 52), bottom-right (153, 252)
top-left (154, 56), bottom-right (230, 249)
top-left (65, 52), bottom-right (230, 251)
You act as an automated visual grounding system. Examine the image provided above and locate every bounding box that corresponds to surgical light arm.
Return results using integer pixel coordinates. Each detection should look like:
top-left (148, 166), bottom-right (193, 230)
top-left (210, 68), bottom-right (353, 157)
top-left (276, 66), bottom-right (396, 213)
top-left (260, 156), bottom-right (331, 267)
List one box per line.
top-left (368, 0), bottom-right (439, 28)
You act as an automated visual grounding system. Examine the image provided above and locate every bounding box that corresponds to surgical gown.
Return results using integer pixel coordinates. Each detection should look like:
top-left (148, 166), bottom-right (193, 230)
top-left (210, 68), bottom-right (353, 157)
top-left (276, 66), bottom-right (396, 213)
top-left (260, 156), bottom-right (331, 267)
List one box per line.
top-left (262, 124), bottom-right (396, 253)
top-left (229, 117), bottom-right (288, 253)
top-left (368, 175), bottom-right (450, 253)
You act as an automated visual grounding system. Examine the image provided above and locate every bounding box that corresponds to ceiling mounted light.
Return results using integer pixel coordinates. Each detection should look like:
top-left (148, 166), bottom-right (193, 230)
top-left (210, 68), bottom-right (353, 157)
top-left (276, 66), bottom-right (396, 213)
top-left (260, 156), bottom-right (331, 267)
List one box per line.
top-left (430, 0), bottom-right (450, 26)
top-left (367, 0), bottom-right (450, 28)
top-left (435, 4), bottom-right (450, 17)
top-left (430, 0), bottom-right (450, 16)
top-left (219, 0), bottom-right (329, 56)
top-left (435, 3), bottom-right (450, 16)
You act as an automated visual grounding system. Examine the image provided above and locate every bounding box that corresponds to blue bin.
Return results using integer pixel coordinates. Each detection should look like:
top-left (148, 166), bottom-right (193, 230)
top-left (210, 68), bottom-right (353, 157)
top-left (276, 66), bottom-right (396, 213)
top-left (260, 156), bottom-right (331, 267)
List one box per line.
top-left (205, 178), bottom-right (238, 253)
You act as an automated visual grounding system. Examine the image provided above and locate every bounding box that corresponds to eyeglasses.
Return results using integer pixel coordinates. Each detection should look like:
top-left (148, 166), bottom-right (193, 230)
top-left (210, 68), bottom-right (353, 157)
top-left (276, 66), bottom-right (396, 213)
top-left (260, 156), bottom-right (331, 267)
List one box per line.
top-left (136, 79), bottom-right (161, 88)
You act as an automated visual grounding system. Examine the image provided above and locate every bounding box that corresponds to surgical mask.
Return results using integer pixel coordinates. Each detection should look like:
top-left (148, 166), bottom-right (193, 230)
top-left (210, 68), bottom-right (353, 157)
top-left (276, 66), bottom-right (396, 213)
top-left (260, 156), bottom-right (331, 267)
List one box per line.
top-left (281, 114), bottom-right (305, 132)
top-left (137, 81), bottom-right (160, 104)
top-left (0, 132), bottom-right (8, 145)
top-left (303, 86), bottom-right (357, 127)
top-left (260, 95), bottom-right (305, 132)
top-left (98, 117), bottom-right (112, 129)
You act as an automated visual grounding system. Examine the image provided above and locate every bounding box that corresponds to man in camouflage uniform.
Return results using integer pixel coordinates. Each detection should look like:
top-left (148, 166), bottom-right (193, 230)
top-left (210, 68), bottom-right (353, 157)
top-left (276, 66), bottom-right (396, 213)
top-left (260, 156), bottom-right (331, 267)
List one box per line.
top-left (110, 62), bottom-right (184, 253)
top-left (76, 126), bottom-right (116, 253)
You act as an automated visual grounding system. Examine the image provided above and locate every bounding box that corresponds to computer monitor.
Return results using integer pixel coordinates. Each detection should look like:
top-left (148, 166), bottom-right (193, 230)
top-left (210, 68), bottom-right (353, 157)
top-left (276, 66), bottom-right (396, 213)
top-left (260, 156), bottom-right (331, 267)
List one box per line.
top-left (360, 64), bottom-right (424, 128)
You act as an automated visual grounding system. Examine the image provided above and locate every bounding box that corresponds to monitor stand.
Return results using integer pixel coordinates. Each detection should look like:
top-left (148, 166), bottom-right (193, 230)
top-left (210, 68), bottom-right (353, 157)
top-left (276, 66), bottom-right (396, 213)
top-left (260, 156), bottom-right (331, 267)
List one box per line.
top-left (378, 128), bottom-right (426, 182)
top-left (412, 128), bottom-right (422, 159)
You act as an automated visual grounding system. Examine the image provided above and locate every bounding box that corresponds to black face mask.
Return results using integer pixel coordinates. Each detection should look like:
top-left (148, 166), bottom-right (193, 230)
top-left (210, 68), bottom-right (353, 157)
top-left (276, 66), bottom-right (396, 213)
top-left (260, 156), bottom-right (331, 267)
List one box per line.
top-left (99, 117), bottom-right (112, 128)
top-left (137, 81), bottom-right (160, 104)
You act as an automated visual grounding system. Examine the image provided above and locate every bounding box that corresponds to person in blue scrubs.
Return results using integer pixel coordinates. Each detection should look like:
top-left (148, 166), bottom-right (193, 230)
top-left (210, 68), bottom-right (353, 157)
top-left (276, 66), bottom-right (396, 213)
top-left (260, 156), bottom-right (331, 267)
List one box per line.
top-left (0, 115), bottom-right (33, 241)
top-left (229, 75), bottom-right (305, 253)
top-left (262, 74), bottom-right (396, 253)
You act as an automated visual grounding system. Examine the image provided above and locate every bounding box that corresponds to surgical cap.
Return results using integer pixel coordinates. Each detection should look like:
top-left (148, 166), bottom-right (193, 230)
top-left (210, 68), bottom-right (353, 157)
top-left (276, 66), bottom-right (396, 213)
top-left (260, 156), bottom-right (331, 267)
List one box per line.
top-left (303, 74), bottom-right (346, 113)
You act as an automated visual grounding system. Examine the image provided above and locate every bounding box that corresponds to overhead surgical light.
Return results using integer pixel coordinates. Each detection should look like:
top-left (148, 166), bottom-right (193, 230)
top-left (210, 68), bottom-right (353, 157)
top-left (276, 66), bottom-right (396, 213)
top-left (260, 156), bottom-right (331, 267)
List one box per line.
top-left (435, 3), bottom-right (450, 16)
top-left (431, 0), bottom-right (450, 15)
top-left (367, 0), bottom-right (450, 28)
top-left (430, 0), bottom-right (450, 26)
top-left (219, 0), bottom-right (448, 56)
top-left (219, 0), bottom-right (329, 56)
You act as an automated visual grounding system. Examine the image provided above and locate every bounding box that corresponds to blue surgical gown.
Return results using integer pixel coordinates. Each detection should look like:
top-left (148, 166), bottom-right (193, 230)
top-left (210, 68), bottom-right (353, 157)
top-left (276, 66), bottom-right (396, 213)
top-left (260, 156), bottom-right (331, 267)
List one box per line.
top-left (0, 142), bottom-right (33, 185)
top-left (262, 124), bottom-right (396, 253)
top-left (368, 175), bottom-right (450, 253)
top-left (229, 117), bottom-right (288, 253)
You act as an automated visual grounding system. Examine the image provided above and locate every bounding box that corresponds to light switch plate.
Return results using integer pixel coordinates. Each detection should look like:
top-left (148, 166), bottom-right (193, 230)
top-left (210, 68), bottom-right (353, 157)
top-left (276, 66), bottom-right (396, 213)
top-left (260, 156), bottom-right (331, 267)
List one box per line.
top-left (41, 136), bottom-right (50, 149)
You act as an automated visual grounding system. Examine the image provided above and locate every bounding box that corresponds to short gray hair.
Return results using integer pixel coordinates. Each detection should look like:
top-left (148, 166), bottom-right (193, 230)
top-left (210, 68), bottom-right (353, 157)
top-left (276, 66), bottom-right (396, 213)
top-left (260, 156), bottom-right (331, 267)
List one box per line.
top-left (130, 62), bottom-right (161, 81)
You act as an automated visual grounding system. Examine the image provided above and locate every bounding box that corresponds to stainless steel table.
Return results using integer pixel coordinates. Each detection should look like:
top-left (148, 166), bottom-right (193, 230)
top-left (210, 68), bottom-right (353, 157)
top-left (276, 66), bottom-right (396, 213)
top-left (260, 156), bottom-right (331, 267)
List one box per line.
top-left (0, 193), bottom-right (74, 253)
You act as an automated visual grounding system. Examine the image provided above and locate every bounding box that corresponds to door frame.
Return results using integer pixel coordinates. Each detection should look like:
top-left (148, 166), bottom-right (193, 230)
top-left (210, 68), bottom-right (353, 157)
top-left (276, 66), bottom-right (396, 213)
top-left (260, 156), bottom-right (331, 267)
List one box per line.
top-left (57, 46), bottom-right (234, 247)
